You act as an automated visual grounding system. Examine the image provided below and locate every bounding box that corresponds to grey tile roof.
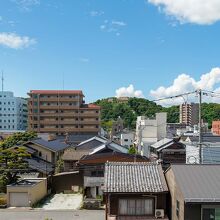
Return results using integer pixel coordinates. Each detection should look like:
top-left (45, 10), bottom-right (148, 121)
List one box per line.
top-left (104, 162), bottom-right (168, 193)
top-left (77, 139), bottom-right (104, 150)
top-left (28, 138), bottom-right (69, 152)
top-left (25, 158), bottom-right (54, 174)
top-left (202, 147), bottom-right (220, 164)
top-left (169, 165), bottom-right (220, 202)
top-left (62, 148), bottom-right (90, 161)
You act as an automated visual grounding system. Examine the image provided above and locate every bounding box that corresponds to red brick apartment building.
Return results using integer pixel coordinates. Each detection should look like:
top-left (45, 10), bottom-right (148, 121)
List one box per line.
top-left (212, 120), bottom-right (220, 135)
top-left (28, 90), bottom-right (100, 135)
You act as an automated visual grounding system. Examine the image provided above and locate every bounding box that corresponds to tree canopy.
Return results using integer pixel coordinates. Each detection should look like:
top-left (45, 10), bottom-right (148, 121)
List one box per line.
top-left (0, 131), bottom-right (37, 149)
top-left (95, 97), bottom-right (220, 130)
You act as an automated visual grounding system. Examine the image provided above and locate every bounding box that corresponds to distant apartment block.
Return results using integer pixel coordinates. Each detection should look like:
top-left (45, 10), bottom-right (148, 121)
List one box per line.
top-left (212, 120), bottom-right (220, 135)
top-left (179, 103), bottom-right (199, 126)
top-left (0, 91), bottom-right (27, 131)
top-left (28, 90), bottom-right (100, 135)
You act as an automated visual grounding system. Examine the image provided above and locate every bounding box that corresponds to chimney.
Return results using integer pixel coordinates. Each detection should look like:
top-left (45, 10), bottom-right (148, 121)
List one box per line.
top-left (48, 134), bottom-right (56, 141)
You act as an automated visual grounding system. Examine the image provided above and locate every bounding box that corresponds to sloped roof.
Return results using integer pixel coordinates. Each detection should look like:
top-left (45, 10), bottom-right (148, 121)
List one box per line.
top-left (25, 158), bottom-right (54, 174)
top-left (77, 136), bottom-right (107, 150)
top-left (168, 164), bottom-right (220, 202)
top-left (62, 148), bottom-right (90, 161)
top-left (151, 138), bottom-right (173, 150)
top-left (27, 138), bottom-right (69, 152)
top-left (90, 141), bottom-right (128, 155)
top-left (79, 152), bottom-right (149, 165)
top-left (104, 162), bottom-right (168, 193)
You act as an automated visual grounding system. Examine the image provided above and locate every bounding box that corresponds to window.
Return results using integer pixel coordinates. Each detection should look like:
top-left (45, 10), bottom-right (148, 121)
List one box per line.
top-left (176, 200), bottom-right (180, 218)
top-left (124, 139), bottom-right (128, 142)
top-left (119, 199), bottom-right (153, 216)
top-left (203, 208), bottom-right (220, 220)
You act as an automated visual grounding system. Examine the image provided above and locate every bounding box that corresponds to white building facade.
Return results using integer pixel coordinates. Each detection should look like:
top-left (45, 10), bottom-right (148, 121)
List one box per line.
top-left (0, 91), bottom-right (27, 131)
top-left (136, 112), bottom-right (167, 156)
top-left (120, 132), bottom-right (135, 147)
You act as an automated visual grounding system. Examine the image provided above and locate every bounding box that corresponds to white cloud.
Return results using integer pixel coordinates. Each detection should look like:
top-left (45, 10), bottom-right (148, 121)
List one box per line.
top-left (148, 0), bottom-right (220, 25)
top-left (90, 11), bottom-right (104, 17)
top-left (79, 57), bottom-right (90, 63)
top-left (100, 25), bottom-right (106, 30)
top-left (112, 20), bottom-right (127, 26)
top-left (12, 0), bottom-right (40, 11)
top-left (150, 67), bottom-right (220, 105)
top-left (0, 32), bottom-right (36, 49)
top-left (100, 20), bottom-right (127, 35)
top-left (116, 84), bottom-right (144, 98)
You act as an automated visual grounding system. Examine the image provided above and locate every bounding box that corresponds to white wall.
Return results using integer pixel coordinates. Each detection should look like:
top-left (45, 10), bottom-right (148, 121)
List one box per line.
top-left (120, 132), bottom-right (134, 147)
top-left (0, 91), bottom-right (27, 131)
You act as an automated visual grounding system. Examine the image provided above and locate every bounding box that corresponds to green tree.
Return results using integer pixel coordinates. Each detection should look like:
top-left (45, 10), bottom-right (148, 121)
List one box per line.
top-left (128, 146), bottom-right (137, 155)
top-left (0, 131), bottom-right (37, 149)
top-left (0, 146), bottom-right (30, 192)
top-left (55, 159), bottom-right (64, 174)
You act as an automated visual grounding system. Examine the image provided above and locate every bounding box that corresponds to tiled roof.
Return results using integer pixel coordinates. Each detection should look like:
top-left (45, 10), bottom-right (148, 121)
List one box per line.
top-left (79, 152), bottom-right (149, 165)
top-left (62, 148), bottom-right (90, 161)
top-left (25, 158), bottom-right (54, 174)
top-left (27, 138), bottom-right (69, 152)
top-left (104, 162), bottom-right (168, 193)
top-left (29, 90), bottom-right (83, 95)
top-left (169, 164), bottom-right (220, 202)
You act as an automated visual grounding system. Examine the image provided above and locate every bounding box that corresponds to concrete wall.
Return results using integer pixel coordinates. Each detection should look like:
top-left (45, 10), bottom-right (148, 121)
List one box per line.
top-left (165, 169), bottom-right (185, 220)
top-left (52, 172), bottom-right (83, 193)
top-left (7, 178), bottom-right (47, 207)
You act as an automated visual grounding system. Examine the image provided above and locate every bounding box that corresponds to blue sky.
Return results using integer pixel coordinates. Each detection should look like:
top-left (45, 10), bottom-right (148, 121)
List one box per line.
top-left (0, 0), bottom-right (220, 104)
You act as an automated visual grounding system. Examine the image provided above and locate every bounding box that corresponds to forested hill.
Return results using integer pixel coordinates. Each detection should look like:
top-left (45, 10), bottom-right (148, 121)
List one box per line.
top-left (94, 97), bottom-right (220, 129)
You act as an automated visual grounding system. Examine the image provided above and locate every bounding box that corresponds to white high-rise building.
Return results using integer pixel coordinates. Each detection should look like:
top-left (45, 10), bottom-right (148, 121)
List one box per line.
top-left (0, 91), bottom-right (27, 131)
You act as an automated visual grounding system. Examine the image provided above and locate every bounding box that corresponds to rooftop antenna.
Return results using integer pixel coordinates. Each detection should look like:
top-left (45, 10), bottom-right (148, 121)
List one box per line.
top-left (1, 70), bottom-right (4, 92)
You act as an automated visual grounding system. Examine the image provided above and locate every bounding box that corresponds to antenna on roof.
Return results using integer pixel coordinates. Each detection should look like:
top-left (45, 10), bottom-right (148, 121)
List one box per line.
top-left (1, 70), bottom-right (4, 92)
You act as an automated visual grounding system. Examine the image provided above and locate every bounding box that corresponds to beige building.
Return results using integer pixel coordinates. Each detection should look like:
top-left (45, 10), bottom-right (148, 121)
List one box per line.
top-left (180, 103), bottom-right (199, 126)
top-left (28, 90), bottom-right (100, 135)
top-left (7, 178), bottom-right (47, 207)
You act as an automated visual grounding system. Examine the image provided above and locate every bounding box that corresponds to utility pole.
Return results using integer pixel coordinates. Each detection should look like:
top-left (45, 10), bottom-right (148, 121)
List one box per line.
top-left (198, 89), bottom-right (202, 164)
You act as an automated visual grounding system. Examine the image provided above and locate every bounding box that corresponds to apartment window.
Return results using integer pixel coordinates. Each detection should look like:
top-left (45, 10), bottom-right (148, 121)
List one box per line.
top-left (34, 102), bottom-right (38, 106)
top-left (81, 125), bottom-right (84, 128)
top-left (34, 124), bottom-right (38, 128)
top-left (96, 118), bottom-right (99, 121)
top-left (81, 111), bottom-right (84, 113)
top-left (203, 208), bottom-right (220, 220)
top-left (119, 199), bottom-right (153, 215)
top-left (124, 139), bottom-right (128, 142)
top-left (81, 118), bottom-right (84, 121)
top-left (176, 200), bottom-right (180, 218)
top-left (96, 125), bottom-right (99, 128)
top-left (96, 111), bottom-right (99, 113)
top-left (8, 102), bottom-right (10, 105)
top-left (75, 125), bottom-right (78, 128)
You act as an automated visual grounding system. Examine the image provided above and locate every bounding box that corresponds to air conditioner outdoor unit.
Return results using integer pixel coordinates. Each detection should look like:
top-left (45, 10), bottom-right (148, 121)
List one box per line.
top-left (155, 209), bottom-right (165, 218)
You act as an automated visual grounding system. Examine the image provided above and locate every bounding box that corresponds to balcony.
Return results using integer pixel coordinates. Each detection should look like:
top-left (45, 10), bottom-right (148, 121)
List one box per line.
top-left (39, 97), bottom-right (80, 102)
